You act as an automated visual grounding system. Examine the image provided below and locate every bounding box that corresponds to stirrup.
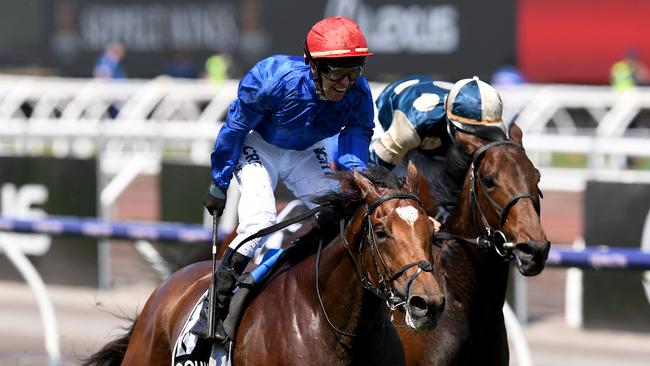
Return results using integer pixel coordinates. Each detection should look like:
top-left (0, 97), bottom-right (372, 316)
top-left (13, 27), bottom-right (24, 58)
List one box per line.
top-left (214, 321), bottom-right (230, 344)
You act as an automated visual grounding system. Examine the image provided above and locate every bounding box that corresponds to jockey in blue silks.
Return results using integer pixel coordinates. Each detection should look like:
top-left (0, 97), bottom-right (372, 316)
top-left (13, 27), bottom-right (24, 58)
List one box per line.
top-left (190, 17), bottom-right (375, 343)
top-left (368, 75), bottom-right (509, 219)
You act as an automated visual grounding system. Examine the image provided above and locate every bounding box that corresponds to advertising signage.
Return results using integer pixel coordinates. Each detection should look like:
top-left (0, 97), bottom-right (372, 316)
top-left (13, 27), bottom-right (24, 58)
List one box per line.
top-left (0, 157), bottom-right (98, 287)
top-left (263, 0), bottom-right (516, 81)
top-left (1, 0), bottom-right (516, 82)
top-left (9, 0), bottom-right (649, 83)
top-left (583, 181), bottom-right (650, 331)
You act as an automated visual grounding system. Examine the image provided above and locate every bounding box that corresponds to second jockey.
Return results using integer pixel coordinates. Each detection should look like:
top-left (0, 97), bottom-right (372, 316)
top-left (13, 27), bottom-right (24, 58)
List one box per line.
top-left (190, 17), bottom-right (375, 343)
top-left (369, 75), bottom-right (509, 218)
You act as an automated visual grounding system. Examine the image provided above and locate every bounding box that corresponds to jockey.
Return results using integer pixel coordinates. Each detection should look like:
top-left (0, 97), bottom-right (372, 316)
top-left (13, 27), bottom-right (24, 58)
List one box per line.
top-left (369, 75), bottom-right (508, 217)
top-left (190, 17), bottom-right (375, 342)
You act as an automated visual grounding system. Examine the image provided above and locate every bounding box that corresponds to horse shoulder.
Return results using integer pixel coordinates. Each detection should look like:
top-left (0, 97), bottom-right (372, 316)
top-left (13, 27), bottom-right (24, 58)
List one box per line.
top-left (235, 260), bottom-right (324, 364)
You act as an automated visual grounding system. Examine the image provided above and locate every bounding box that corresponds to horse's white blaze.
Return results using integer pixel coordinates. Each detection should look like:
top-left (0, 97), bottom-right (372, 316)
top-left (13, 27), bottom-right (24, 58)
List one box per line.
top-left (396, 206), bottom-right (419, 225)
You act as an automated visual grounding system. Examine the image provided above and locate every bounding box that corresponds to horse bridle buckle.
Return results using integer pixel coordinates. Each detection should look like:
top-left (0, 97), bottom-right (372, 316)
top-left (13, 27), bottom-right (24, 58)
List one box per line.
top-left (492, 230), bottom-right (515, 258)
top-left (387, 293), bottom-right (406, 321)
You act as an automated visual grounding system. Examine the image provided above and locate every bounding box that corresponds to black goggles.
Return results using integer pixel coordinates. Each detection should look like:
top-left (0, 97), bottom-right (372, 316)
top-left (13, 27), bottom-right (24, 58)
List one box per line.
top-left (320, 64), bottom-right (363, 82)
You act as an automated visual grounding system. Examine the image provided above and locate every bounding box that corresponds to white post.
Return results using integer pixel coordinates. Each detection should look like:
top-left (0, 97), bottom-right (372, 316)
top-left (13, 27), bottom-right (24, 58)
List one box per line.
top-left (503, 302), bottom-right (533, 366)
top-left (0, 235), bottom-right (61, 366)
top-left (98, 154), bottom-right (153, 288)
top-left (511, 265), bottom-right (528, 325)
top-left (640, 209), bottom-right (650, 304)
top-left (96, 151), bottom-right (111, 289)
top-left (565, 237), bottom-right (585, 328)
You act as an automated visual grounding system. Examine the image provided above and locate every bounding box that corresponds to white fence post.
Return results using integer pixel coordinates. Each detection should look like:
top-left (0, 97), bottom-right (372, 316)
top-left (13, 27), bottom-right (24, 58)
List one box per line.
top-left (0, 235), bottom-right (61, 366)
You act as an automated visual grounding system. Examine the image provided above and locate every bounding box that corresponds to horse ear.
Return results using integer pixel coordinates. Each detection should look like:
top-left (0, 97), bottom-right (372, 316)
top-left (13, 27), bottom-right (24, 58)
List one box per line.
top-left (404, 161), bottom-right (420, 194)
top-left (352, 169), bottom-right (380, 200)
top-left (509, 123), bottom-right (523, 144)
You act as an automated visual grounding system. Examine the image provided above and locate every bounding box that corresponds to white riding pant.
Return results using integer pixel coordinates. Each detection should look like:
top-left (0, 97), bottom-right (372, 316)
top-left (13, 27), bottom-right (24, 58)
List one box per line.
top-left (228, 131), bottom-right (339, 257)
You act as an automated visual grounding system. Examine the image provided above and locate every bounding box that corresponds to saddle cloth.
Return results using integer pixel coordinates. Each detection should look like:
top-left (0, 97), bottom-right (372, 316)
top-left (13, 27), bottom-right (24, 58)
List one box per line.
top-left (172, 290), bottom-right (231, 366)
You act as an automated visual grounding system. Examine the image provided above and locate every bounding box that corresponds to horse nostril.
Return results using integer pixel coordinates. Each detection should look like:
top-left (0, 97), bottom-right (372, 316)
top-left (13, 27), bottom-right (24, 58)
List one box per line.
top-left (514, 242), bottom-right (534, 258)
top-left (407, 296), bottom-right (429, 317)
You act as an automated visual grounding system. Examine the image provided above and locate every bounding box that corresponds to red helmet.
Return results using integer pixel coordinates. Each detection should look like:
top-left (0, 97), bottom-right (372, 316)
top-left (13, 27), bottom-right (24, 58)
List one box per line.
top-left (305, 17), bottom-right (373, 60)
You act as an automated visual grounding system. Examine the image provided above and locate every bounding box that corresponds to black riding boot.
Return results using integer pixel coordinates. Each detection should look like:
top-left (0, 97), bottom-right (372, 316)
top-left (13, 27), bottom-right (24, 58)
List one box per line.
top-left (189, 248), bottom-right (250, 342)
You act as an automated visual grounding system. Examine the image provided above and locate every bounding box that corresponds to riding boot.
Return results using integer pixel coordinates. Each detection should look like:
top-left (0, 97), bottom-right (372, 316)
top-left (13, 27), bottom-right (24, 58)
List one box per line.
top-left (189, 248), bottom-right (250, 342)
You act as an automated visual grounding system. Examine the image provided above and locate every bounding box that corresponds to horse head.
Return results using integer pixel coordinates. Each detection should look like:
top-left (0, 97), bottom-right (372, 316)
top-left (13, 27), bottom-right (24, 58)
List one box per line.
top-left (451, 124), bottom-right (550, 276)
top-left (338, 163), bottom-right (445, 331)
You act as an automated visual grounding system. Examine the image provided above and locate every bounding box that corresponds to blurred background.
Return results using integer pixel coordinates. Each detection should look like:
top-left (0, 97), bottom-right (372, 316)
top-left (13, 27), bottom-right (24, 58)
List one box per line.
top-left (0, 0), bottom-right (649, 365)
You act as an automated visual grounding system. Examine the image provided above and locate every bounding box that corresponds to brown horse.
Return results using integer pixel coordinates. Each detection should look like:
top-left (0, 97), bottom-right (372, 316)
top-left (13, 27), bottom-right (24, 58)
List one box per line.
top-left (83, 164), bottom-right (445, 366)
top-left (396, 124), bottom-right (550, 365)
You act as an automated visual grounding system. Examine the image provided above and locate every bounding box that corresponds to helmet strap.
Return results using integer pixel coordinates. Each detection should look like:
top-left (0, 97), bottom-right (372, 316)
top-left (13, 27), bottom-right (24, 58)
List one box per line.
top-left (446, 119), bottom-right (457, 142)
top-left (308, 61), bottom-right (328, 101)
top-left (304, 42), bottom-right (328, 100)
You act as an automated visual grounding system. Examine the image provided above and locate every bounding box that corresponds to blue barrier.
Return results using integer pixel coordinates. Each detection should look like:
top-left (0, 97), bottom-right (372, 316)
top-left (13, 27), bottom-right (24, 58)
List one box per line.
top-left (2, 215), bottom-right (650, 270)
top-left (547, 244), bottom-right (650, 270)
top-left (0, 215), bottom-right (230, 245)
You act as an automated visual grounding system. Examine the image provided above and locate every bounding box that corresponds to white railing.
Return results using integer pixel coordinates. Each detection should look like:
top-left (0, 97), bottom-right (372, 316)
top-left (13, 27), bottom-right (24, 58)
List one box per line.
top-left (0, 75), bottom-right (648, 189)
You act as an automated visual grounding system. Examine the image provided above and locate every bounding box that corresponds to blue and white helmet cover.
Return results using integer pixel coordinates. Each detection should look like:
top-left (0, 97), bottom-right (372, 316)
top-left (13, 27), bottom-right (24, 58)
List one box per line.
top-left (445, 77), bottom-right (508, 139)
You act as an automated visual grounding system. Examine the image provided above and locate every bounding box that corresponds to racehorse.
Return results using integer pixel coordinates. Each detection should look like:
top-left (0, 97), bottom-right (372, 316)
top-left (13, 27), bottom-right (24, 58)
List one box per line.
top-left (395, 124), bottom-right (550, 365)
top-left (83, 163), bottom-right (446, 366)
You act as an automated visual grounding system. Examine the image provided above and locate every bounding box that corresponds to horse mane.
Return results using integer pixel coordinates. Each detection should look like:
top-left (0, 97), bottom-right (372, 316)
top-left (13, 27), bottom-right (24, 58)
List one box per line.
top-left (263, 166), bottom-right (404, 276)
top-left (418, 140), bottom-right (472, 209)
top-left (311, 165), bottom-right (403, 224)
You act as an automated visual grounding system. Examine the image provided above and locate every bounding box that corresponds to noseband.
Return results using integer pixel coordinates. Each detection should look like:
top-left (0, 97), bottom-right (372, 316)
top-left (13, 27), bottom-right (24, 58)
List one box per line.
top-left (440, 140), bottom-right (541, 258)
top-left (316, 191), bottom-right (434, 337)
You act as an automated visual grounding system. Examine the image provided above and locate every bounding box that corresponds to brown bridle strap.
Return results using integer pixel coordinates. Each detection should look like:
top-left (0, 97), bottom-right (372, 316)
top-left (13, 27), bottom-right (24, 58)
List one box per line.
top-left (436, 140), bottom-right (541, 259)
top-left (316, 191), bottom-right (434, 337)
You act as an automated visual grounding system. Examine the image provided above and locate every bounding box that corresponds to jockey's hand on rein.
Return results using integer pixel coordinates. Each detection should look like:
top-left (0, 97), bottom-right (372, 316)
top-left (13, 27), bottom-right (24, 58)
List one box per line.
top-left (203, 183), bottom-right (227, 216)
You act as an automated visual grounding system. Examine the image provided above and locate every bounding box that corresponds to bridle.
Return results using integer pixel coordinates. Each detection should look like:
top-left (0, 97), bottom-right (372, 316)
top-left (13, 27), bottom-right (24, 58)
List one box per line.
top-left (315, 191), bottom-right (434, 337)
top-left (436, 140), bottom-right (541, 259)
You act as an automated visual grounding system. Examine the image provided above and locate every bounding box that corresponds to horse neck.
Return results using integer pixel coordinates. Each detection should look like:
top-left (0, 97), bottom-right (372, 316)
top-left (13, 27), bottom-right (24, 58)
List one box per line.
top-left (442, 182), bottom-right (510, 311)
top-left (306, 215), bottom-right (387, 345)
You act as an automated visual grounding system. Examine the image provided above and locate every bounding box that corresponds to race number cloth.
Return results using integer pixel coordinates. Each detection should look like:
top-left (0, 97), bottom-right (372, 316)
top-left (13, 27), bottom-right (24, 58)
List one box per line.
top-left (172, 290), bottom-right (231, 366)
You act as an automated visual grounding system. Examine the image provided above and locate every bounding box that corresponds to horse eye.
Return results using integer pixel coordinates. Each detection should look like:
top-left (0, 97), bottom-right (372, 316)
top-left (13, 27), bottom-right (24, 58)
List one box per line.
top-left (374, 227), bottom-right (389, 240)
top-left (482, 176), bottom-right (496, 188)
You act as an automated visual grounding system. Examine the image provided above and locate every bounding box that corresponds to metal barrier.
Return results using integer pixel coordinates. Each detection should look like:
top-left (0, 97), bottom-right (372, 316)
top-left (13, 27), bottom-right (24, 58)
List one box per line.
top-left (0, 215), bottom-right (219, 244)
top-left (548, 244), bottom-right (650, 270)
top-left (3, 215), bottom-right (650, 268)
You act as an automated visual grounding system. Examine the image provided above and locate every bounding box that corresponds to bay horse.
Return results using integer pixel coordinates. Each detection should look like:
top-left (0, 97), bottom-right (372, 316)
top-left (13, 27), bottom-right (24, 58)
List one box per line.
top-left (83, 164), bottom-right (445, 366)
top-left (396, 124), bottom-right (550, 365)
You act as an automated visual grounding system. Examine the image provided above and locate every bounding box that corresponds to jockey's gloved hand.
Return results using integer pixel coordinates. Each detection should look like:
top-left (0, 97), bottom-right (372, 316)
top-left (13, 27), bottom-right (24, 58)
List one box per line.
top-left (203, 183), bottom-right (227, 216)
top-left (368, 148), bottom-right (396, 170)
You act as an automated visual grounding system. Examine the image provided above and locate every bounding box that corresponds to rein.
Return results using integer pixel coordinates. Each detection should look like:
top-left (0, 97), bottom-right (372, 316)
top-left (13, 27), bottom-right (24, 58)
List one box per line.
top-left (225, 204), bottom-right (326, 265)
top-left (435, 140), bottom-right (540, 259)
top-left (316, 191), bottom-right (434, 337)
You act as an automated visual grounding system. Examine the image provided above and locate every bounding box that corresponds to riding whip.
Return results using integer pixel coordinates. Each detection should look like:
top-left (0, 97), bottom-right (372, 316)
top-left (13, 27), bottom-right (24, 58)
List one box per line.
top-left (207, 214), bottom-right (218, 339)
